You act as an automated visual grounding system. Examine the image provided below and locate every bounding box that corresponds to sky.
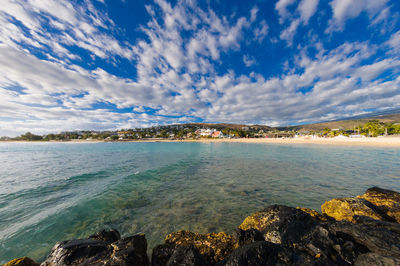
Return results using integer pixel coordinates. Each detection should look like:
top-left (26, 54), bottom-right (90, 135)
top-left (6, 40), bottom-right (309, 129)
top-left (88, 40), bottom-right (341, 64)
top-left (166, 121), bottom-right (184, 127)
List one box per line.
top-left (1, 0), bottom-right (400, 136)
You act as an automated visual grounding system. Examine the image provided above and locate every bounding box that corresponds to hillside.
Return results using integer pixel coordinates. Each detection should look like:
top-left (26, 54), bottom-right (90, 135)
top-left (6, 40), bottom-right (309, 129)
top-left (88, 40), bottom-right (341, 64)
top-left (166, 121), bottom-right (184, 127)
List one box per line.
top-left (284, 113), bottom-right (400, 132)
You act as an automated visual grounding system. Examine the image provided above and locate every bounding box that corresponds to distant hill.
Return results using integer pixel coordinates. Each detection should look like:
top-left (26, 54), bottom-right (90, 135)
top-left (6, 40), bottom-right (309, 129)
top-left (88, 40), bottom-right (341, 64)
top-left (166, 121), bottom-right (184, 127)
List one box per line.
top-left (184, 123), bottom-right (273, 131)
top-left (283, 113), bottom-right (400, 132)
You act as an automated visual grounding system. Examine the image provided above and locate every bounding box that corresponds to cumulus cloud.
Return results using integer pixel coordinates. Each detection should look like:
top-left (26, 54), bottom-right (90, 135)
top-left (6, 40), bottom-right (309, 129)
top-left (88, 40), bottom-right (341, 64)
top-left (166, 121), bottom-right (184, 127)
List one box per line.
top-left (0, 0), bottom-right (399, 136)
top-left (327, 0), bottom-right (389, 32)
top-left (279, 0), bottom-right (319, 44)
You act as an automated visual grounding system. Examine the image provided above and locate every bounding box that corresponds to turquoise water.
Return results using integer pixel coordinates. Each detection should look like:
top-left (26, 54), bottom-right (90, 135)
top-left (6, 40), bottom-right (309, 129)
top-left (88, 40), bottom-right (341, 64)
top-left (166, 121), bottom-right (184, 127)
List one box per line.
top-left (0, 142), bottom-right (399, 263)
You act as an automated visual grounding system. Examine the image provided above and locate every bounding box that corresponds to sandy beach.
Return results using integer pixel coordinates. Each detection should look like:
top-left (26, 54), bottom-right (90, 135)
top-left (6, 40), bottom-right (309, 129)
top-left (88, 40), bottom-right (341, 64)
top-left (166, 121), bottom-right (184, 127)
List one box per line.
top-left (187, 136), bottom-right (400, 147)
top-left (75, 136), bottom-right (400, 147)
top-left (3, 136), bottom-right (400, 147)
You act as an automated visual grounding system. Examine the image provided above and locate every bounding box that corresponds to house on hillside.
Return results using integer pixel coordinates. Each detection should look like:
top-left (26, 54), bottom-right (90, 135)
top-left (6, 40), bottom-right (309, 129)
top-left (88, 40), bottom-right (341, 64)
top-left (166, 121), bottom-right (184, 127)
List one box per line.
top-left (117, 131), bottom-right (133, 140)
top-left (211, 131), bottom-right (223, 138)
top-left (197, 128), bottom-right (214, 137)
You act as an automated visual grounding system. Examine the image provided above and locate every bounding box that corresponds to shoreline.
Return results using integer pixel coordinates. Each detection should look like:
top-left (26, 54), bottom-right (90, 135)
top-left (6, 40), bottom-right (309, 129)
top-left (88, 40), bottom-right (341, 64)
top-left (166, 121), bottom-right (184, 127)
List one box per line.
top-left (4, 186), bottom-right (400, 265)
top-left (2, 136), bottom-right (400, 147)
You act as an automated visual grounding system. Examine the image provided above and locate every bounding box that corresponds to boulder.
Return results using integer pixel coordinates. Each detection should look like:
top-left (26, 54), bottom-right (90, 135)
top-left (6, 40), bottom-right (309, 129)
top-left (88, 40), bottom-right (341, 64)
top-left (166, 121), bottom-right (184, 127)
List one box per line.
top-left (238, 205), bottom-right (317, 245)
top-left (358, 187), bottom-right (400, 223)
top-left (89, 229), bottom-right (121, 243)
top-left (166, 245), bottom-right (209, 266)
top-left (216, 241), bottom-right (289, 266)
top-left (164, 230), bottom-right (236, 264)
top-left (329, 220), bottom-right (400, 258)
top-left (296, 207), bottom-right (327, 222)
top-left (41, 229), bottom-right (149, 266)
top-left (355, 253), bottom-right (400, 266)
top-left (233, 228), bottom-right (264, 247)
top-left (152, 243), bottom-right (177, 266)
top-left (238, 205), bottom-right (372, 264)
top-left (3, 257), bottom-right (39, 266)
top-left (321, 197), bottom-right (388, 223)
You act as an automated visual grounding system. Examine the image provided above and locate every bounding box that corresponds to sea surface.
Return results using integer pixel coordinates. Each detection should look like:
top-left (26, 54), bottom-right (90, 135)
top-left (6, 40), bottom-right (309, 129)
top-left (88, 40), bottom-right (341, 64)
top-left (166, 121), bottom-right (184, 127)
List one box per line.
top-left (0, 142), bottom-right (399, 263)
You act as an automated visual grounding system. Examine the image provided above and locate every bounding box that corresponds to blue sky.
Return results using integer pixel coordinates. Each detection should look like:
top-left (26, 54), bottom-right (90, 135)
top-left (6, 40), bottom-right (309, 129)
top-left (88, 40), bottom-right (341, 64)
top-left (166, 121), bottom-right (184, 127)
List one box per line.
top-left (1, 0), bottom-right (400, 136)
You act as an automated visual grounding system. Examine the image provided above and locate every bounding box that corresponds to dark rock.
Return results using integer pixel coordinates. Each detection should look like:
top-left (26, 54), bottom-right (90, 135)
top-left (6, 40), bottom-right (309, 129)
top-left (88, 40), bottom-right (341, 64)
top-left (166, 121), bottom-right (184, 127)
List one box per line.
top-left (152, 243), bottom-right (209, 266)
top-left (233, 228), bottom-right (265, 247)
top-left (216, 241), bottom-right (286, 266)
top-left (110, 234), bottom-right (149, 266)
top-left (152, 243), bottom-right (177, 266)
top-left (238, 205), bottom-right (371, 264)
top-left (166, 245), bottom-right (209, 266)
top-left (217, 241), bottom-right (336, 266)
top-left (164, 230), bottom-right (236, 264)
top-left (89, 229), bottom-right (121, 243)
top-left (352, 215), bottom-right (400, 234)
top-left (329, 220), bottom-right (400, 258)
top-left (41, 230), bottom-right (149, 266)
top-left (354, 253), bottom-right (400, 266)
top-left (358, 187), bottom-right (400, 223)
top-left (238, 205), bottom-right (317, 245)
top-left (3, 257), bottom-right (39, 266)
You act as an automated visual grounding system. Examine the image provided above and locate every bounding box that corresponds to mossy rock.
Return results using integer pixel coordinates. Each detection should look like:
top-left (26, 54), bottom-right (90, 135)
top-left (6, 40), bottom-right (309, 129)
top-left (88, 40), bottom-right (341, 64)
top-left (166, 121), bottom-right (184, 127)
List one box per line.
top-left (3, 257), bottom-right (39, 266)
top-left (238, 205), bottom-right (317, 245)
top-left (164, 230), bottom-right (236, 263)
top-left (296, 207), bottom-right (327, 222)
top-left (358, 187), bottom-right (400, 223)
top-left (321, 197), bottom-right (385, 222)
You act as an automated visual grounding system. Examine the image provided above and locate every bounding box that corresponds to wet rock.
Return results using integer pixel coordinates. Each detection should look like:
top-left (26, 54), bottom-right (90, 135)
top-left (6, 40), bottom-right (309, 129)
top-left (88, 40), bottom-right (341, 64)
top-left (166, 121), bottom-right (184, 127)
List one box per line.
top-left (358, 186), bottom-right (400, 223)
top-left (89, 229), bottom-right (121, 243)
top-left (321, 197), bottom-right (388, 223)
top-left (152, 243), bottom-right (178, 266)
top-left (329, 220), bottom-right (400, 257)
top-left (216, 241), bottom-right (287, 266)
top-left (296, 207), bottom-right (327, 222)
top-left (217, 240), bottom-right (339, 266)
top-left (166, 245), bottom-right (209, 266)
top-left (164, 230), bottom-right (236, 264)
top-left (354, 253), bottom-right (400, 266)
top-left (152, 243), bottom-right (210, 266)
top-left (238, 205), bottom-right (317, 245)
top-left (3, 257), bottom-right (39, 266)
top-left (233, 228), bottom-right (264, 247)
top-left (110, 234), bottom-right (149, 265)
top-left (238, 205), bottom-right (371, 264)
top-left (352, 215), bottom-right (400, 234)
top-left (41, 229), bottom-right (149, 266)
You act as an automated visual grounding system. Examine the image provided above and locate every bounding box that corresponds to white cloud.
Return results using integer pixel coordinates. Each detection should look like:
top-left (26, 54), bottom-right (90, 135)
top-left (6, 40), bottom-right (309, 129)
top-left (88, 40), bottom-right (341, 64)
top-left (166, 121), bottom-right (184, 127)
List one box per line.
top-left (275, 0), bottom-right (296, 24)
top-left (327, 0), bottom-right (388, 32)
top-left (280, 19), bottom-right (300, 44)
top-left (0, 0), bottom-right (133, 61)
top-left (279, 0), bottom-right (319, 44)
top-left (298, 0), bottom-right (319, 24)
top-left (386, 30), bottom-right (400, 54)
top-left (1, 0), bottom-right (399, 136)
top-left (243, 55), bottom-right (256, 67)
top-left (253, 20), bottom-right (268, 43)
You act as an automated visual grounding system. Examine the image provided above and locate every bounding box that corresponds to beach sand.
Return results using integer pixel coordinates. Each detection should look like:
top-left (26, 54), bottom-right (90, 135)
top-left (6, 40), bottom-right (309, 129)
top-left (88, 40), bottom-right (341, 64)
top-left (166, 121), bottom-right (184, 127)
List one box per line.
top-left (3, 136), bottom-right (400, 147)
top-left (188, 136), bottom-right (400, 147)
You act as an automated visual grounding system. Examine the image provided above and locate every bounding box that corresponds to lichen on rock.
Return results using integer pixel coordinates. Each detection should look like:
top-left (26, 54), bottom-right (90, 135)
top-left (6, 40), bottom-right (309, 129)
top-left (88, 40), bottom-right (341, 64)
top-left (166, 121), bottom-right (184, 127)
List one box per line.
top-left (164, 230), bottom-right (236, 263)
top-left (296, 207), bottom-right (327, 222)
top-left (358, 186), bottom-right (400, 223)
top-left (3, 257), bottom-right (39, 266)
top-left (321, 197), bottom-right (386, 222)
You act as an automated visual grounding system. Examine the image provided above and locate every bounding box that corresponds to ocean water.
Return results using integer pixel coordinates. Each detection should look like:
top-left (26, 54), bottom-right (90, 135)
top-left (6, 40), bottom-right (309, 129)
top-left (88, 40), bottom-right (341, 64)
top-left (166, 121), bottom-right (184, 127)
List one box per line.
top-left (0, 142), bottom-right (399, 263)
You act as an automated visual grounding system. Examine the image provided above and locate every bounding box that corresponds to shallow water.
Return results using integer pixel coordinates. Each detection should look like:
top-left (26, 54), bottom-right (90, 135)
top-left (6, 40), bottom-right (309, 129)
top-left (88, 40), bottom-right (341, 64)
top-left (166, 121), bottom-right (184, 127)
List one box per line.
top-left (0, 142), bottom-right (399, 263)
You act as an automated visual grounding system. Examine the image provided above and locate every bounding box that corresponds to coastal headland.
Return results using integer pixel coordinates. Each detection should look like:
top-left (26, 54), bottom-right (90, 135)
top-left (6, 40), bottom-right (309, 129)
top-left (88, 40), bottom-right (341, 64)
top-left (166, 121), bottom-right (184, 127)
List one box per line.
top-left (4, 186), bottom-right (400, 265)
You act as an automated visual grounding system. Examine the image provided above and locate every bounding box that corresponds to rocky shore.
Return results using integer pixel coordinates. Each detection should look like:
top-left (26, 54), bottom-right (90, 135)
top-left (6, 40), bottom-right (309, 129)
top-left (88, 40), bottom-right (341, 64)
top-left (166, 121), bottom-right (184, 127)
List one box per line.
top-left (4, 187), bottom-right (400, 266)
